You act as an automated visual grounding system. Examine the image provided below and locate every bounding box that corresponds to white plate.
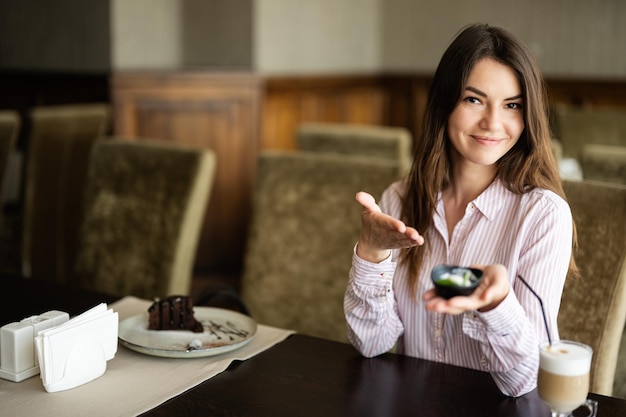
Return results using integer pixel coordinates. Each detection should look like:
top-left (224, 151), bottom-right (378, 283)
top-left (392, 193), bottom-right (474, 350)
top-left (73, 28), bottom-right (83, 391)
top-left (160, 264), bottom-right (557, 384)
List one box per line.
top-left (118, 307), bottom-right (257, 358)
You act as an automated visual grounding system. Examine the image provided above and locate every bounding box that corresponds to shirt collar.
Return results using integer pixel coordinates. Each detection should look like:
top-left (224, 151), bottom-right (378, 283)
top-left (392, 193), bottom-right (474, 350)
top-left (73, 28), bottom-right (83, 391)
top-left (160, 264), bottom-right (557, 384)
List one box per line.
top-left (472, 178), bottom-right (511, 221)
top-left (436, 178), bottom-right (511, 222)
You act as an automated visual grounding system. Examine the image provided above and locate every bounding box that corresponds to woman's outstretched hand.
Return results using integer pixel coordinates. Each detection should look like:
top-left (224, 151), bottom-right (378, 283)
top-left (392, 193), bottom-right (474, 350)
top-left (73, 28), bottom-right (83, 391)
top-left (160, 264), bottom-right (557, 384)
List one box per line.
top-left (355, 191), bottom-right (424, 263)
top-left (423, 264), bottom-right (511, 314)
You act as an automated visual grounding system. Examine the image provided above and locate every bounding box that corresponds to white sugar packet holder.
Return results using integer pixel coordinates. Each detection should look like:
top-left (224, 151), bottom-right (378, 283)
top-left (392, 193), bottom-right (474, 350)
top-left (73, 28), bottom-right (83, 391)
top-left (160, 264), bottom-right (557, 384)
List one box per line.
top-left (35, 303), bottom-right (118, 393)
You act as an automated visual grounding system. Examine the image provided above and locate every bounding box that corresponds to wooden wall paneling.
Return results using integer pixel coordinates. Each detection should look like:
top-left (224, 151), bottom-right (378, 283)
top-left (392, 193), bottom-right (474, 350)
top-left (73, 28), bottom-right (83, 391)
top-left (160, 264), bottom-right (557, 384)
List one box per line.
top-left (261, 92), bottom-right (302, 150)
top-left (338, 87), bottom-right (388, 124)
top-left (260, 75), bottom-right (415, 151)
top-left (409, 77), bottom-right (431, 150)
top-left (111, 72), bottom-right (261, 274)
top-left (380, 75), bottom-right (422, 144)
top-left (297, 88), bottom-right (386, 125)
top-left (547, 79), bottom-right (626, 110)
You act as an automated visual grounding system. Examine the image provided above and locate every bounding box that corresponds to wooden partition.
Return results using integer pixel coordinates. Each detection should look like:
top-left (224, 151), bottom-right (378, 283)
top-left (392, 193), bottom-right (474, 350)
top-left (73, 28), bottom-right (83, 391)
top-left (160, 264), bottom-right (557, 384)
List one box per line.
top-left (111, 71), bottom-right (626, 274)
top-left (260, 74), bottom-right (422, 150)
top-left (547, 78), bottom-right (626, 109)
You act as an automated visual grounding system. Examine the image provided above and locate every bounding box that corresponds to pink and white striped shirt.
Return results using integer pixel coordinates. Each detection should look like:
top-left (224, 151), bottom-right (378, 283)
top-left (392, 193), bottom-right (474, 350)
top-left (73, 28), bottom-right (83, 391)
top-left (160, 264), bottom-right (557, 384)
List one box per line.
top-left (344, 178), bottom-right (573, 397)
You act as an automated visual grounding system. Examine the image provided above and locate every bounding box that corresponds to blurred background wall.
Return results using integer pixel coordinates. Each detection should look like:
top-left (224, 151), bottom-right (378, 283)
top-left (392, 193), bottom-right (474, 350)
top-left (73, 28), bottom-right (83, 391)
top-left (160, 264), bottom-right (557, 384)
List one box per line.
top-left (0, 0), bottom-right (110, 72)
top-left (0, 0), bottom-right (624, 78)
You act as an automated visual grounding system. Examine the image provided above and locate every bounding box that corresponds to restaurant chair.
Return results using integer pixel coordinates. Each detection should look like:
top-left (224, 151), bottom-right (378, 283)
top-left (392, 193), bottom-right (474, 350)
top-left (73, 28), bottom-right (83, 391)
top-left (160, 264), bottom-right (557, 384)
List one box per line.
top-left (559, 179), bottom-right (626, 397)
top-left (550, 138), bottom-right (563, 163)
top-left (580, 144), bottom-right (626, 186)
top-left (553, 106), bottom-right (626, 185)
top-left (296, 122), bottom-right (412, 173)
top-left (72, 138), bottom-right (216, 300)
top-left (617, 332), bottom-right (626, 399)
top-left (234, 150), bottom-right (404, 343)
top-left (21, 103), bottom-right (110, 284)
top-left (553, 106), bottom-right (626, 161)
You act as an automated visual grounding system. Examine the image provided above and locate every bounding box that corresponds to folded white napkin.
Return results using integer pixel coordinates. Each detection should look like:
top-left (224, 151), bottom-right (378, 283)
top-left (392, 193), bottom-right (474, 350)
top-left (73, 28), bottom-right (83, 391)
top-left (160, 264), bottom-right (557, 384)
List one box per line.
top-left (34, 303), bottom-right (118, 393)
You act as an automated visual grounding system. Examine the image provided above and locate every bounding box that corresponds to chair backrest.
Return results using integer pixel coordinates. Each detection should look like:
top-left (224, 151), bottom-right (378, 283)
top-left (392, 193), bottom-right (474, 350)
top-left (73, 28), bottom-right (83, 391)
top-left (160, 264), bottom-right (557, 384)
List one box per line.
top-left (559, 179), bottom-right (626, 396)
top-left (580, 144), bottom-right (626, 186)
top-left (296, 122), bottom-right (412, 173)
top-left (553, 106), bottom-right (626, 160)
top-left (72, 138), bottom-right (216, 300)
top-left (617, 332), bottom-right (626, 399)
top-left (240, 150), bottom-right (404, 342)
top-left (22, 103), bottom-right (110, 283)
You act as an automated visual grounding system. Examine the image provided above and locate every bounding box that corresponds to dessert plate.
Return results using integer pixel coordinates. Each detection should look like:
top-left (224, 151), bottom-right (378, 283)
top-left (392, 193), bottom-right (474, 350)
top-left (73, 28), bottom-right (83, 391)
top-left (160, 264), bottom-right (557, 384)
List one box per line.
top-left (118, 307), bottom-right (257, 358)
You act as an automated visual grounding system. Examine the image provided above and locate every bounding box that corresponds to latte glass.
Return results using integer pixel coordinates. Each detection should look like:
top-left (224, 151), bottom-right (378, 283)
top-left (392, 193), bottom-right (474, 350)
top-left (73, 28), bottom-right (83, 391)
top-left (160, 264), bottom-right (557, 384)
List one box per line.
top-left (538, 341), bottom-right (597, 417)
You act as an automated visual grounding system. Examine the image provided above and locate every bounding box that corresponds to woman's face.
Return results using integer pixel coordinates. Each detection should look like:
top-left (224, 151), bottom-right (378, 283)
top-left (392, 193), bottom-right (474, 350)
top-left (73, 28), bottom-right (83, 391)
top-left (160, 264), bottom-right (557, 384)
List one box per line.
top-left (447, 57), bottom-right (525, 169)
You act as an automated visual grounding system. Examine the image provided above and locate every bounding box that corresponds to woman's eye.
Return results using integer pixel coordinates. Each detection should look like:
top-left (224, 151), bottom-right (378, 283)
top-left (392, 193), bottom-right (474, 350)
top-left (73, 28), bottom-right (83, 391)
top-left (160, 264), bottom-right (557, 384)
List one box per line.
top-left (464, 96), bottom-right (480, 104)
top-left (506, 102), bottom-right (524, 110)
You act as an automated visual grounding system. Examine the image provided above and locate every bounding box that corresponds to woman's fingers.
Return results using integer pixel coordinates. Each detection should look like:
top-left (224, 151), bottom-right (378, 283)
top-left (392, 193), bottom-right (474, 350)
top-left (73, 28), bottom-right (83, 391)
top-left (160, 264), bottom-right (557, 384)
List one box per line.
top-left (357, 191), bottom-right (423, 243)
top-left (356, 192), bottom-right (380, 213)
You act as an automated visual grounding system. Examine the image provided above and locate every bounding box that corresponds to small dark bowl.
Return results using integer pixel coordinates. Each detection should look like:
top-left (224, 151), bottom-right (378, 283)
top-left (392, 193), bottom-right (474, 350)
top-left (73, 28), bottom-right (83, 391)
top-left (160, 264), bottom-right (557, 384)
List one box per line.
top-left (431, 265), bottom-right (483, 299)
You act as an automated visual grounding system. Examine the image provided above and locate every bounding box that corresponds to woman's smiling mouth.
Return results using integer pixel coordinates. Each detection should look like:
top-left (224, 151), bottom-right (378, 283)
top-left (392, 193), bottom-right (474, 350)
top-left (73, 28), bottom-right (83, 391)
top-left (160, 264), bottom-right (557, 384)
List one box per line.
top-left (472, 135), bottom-right (504, 145)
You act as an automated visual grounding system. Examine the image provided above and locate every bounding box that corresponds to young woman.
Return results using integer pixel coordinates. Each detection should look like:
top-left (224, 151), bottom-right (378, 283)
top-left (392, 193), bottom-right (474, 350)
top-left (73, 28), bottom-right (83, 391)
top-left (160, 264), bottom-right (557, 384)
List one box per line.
top-left (344, 23), bottom-right (576, 397)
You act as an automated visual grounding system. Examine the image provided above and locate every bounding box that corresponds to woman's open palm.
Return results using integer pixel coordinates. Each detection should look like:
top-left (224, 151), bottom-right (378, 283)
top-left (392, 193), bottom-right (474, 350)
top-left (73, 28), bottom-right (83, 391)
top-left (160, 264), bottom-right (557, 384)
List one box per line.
top-left (356, 192), bottom-right (424, 262)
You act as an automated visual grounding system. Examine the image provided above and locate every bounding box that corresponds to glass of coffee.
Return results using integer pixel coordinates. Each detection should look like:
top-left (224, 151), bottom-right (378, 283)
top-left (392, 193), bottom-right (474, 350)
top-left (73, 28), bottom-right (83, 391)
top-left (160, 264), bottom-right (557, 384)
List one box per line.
top-left (538, 340), bottom-right (598, 417)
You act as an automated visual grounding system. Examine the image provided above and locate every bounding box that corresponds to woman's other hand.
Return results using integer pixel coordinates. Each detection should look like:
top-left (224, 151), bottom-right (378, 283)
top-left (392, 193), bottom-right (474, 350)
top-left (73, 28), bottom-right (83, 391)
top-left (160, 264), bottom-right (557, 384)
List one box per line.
top-left (423, 264), bottom-right (511, 314)
top-left (355, 191), bottom-right (424, 263)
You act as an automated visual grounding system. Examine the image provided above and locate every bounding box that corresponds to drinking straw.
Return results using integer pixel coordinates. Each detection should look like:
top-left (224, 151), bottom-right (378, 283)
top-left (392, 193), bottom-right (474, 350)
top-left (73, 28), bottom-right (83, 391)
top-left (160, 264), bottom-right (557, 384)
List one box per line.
top-left (517, 275), bottom-right (552, 346)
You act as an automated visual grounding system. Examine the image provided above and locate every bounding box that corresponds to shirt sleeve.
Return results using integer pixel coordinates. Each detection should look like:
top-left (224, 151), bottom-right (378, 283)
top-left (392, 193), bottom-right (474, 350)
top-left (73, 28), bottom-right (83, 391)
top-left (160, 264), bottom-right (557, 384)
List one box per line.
top-left (344, 245), bottom-right (404, 357)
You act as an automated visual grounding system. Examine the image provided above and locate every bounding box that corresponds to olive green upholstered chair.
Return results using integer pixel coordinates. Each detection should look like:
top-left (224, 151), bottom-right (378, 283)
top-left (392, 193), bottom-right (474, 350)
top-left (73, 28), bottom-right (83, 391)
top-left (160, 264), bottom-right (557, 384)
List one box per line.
top-left (558, 179), bottom-right (626, 397)
top-left (296, 123), bottom-right (412, 174)
top-left (553, 106), bottom-right (626, 184)
top-left (239, 150), bottom-right (404, 343)
top-left (72, 138), bottom-right (216, 300)
top-left (550, 138), bottom-right (563, 164)
top-left (581, 144), bottom-right (626, 186)
top-left (22, 103), bottom-right (110, 283)
top-left (616, 329), bottom-right (626, 399)
top-left (553, 107), bottom-right (626, 160)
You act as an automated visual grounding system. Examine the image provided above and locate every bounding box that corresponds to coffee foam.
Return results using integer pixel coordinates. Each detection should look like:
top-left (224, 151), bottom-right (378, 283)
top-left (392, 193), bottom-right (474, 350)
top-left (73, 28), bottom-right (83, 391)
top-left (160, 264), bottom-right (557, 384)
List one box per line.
top-left (539, 341), bottom-right (592, 376)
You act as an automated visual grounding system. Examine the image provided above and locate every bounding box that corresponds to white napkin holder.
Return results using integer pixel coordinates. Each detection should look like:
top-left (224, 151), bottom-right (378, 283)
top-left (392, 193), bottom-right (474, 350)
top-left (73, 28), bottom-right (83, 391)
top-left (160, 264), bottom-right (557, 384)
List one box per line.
top-left (0, 310), bottom-right (69, 382)
top-left (35, 303), bottom-right (118, 393)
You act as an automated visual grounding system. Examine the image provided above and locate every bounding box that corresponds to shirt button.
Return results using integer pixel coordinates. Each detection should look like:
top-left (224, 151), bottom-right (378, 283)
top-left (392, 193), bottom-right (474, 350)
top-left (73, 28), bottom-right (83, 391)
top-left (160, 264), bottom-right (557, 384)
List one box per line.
top-left (434, 329), bottom-right (442, 338)
top-left (480, 357), bottom-right (488, 368)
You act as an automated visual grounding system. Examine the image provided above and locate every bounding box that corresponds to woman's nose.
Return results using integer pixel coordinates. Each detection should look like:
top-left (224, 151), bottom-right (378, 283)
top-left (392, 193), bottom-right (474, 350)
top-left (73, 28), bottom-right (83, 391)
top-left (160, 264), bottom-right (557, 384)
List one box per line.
top-left (479, 107), bottom-right (502, 130)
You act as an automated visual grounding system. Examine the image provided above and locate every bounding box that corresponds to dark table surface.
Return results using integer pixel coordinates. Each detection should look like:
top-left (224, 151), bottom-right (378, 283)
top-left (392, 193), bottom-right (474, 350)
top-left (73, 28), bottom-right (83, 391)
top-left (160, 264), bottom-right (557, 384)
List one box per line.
top-left (138, 335), bottom-right (625, 417)
top-left (3, 275), bottom-right (626, 417)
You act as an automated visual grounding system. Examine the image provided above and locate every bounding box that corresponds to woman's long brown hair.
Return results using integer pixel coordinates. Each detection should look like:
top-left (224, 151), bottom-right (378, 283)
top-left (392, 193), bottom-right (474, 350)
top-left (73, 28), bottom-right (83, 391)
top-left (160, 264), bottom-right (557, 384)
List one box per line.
top-left (400, 23), bottom-right (578, 296)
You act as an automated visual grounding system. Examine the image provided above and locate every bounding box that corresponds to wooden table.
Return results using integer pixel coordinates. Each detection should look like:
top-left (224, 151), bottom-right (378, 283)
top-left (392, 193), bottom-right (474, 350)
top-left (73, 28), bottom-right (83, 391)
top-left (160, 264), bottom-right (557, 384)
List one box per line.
top-left (3, 275), bottom-right (625, 416)
top-left (139, 335), bottom-right (625, 417)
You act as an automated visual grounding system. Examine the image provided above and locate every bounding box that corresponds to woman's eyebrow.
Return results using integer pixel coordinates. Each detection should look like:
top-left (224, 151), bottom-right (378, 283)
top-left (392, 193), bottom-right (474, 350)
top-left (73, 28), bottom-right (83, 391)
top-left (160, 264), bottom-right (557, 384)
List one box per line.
top-left (465, 86), bottom-right (523, 101)
top-left (465, 86), bottom-right (487, 97)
